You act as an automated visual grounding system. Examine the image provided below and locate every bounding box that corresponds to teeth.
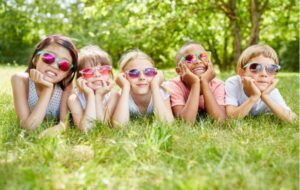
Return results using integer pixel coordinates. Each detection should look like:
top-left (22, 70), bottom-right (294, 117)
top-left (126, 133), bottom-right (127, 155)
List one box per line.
top-left (46, 71), bottom-right (56, 77)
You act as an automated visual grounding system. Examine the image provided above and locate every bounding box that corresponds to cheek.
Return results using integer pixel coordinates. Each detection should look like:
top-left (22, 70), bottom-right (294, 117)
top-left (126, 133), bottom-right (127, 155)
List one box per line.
top-left (57, 71), bottom-right (70, 80)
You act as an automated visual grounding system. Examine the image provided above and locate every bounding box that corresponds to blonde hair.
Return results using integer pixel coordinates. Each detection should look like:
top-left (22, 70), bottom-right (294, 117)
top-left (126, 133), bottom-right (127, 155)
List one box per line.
top-left (237, 44), bottom-right (279, 72)
top-left (118, 49), bottom-right (154, 71)
top-left (77, 45), bottom-right (112, 78)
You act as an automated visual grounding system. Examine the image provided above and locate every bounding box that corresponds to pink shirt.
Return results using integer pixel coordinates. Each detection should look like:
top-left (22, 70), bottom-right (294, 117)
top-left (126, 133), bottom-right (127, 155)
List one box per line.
top-left (167, 76), bottom-right (225, 111)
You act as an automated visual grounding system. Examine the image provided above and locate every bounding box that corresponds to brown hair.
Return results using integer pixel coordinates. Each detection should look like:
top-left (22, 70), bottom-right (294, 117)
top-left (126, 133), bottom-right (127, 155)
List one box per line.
top-left (76, 45), bottom-right (112, 78)
top-left (118, 49), bottom-right (154, 71)
top-left (237, 44), bottom-right (279, 73)
top-left (26, 34), bottom-right (78, 90)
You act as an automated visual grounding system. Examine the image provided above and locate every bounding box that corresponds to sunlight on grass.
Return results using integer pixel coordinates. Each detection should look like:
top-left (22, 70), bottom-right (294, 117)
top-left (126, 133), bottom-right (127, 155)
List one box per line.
top-left (0, 65), bottom-right (299, 189)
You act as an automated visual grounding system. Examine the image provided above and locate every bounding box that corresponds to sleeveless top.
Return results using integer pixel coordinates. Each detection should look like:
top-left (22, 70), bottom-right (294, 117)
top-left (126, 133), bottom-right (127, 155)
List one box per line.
top-left (128, 87), bottom-right (169, 116)
top-left (77, 91), bottom-right (111, 110)
top-left (27, 78), bottom-right (63, 118)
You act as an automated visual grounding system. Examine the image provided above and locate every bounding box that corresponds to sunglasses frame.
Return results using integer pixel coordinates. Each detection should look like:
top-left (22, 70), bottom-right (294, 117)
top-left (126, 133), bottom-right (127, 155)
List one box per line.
top-left (243, 62), bottom-right (281, 75)
top-left (126, 68), bottom-right (157, 78)
top-left (37, 50), bottom-right (73, 72)
top-left (79, 65), bottom-right (112, 79)
top-left (180, 51), bottom-right (211, 64)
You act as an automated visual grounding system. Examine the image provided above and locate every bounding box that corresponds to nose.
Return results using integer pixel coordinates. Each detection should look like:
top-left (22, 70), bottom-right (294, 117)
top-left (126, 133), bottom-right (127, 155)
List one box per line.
top-left (259, 66), bottom-right (268, 77)
top-left (94, 70), bottom-right (101, 77)
top-left (138, 70), bottom-right (146, 80)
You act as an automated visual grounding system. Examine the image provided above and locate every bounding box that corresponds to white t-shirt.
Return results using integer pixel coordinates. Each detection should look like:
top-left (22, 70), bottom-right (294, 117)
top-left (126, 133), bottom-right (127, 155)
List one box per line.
top-left (128, 87), bottom-right (169, 116)
top-left (225, 75), bottom-right (290, 116)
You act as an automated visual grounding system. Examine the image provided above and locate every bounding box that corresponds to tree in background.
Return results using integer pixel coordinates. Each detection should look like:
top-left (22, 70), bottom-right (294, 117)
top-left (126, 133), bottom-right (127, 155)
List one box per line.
top-left (0, 0), bottom-right (298, 71)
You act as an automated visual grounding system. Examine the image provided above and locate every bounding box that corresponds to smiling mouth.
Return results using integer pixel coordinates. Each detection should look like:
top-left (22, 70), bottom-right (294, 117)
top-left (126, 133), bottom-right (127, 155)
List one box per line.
top-left (45, 70), bottom-right (57, 78)
top-left (192, 67), bottom-right (206, 73)
top-left (137, 84), bottom-right (148, 87)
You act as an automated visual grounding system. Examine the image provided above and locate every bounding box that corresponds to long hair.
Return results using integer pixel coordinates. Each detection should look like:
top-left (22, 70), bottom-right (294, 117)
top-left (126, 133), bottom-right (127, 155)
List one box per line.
top-left (26, 34), bottom-right (78, 90)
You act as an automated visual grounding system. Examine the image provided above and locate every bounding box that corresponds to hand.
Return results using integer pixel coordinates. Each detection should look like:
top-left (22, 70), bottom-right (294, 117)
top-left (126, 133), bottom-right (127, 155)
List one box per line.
top-left (95, 79), bottom-right (114, 96)
top-left (262, 79), bottom-right (279, 96)
top-left (151, 70), bottom-right (164, 89)
top-left (39, 121), bottom-right (66, 138)
top-left (115, 72), bottom-right (130, 89)
top-left (76, 77), bottom-right (94, 96)
top-left (30, 69), bottom-right (53, 88)
top-left (200, 61), bottom-right (215, 83)
top-left (242, 77), bottom-right (261, 98)
top-left (178, 62), bottom-right (200, 87)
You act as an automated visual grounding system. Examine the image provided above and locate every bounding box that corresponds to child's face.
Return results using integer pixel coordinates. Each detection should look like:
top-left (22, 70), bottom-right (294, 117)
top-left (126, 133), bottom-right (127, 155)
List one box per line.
top-left (240, 55), bottom-right (278, 91)
top-left (35, 44), bottom-right (72, 84)
top-left (80, 64), bottom-right (112, 90)
top-left (177, 44), bottom-right (209, 77)
top-left (123, 59), bottom-right (156, 95)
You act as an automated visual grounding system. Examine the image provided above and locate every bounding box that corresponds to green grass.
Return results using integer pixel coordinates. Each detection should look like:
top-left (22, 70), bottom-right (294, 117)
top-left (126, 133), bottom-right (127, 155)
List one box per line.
top-left (0, 65), bottom-right (298, 190)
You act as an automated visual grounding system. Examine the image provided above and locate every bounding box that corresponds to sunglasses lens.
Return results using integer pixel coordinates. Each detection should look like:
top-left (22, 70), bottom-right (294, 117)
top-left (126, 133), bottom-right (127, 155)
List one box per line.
top-left (249, 63), bottom-right (261, 73)
top-left (128, 69), bottom-right (140, 78)
top-left (200, 52), bottom-right (209, 61)
top-left (80, 68), bottom-right (94, 78)
top-left (185, 55), bottom-right (195, 63)
top-left (144, 68), bottom-right (157, 77)
top-left (99, 66), bottom-right (112, 75)
top-left (42, 53), bottom-right (55, 64)
top-left (58, 60), bottom-right (71, 72)
top-left (267, 64), bottom-right (280, 74)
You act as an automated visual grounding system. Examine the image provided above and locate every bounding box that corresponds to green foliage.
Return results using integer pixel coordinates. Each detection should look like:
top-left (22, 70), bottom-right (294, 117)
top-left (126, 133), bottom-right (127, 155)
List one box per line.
top-left (0, 0), bottom-right (298, 70)
top-left (279, 40), bottom-right (299, 72)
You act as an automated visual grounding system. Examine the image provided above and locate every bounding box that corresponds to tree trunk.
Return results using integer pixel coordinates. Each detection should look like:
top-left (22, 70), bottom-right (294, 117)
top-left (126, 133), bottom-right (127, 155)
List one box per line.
top-left (230, 19), bottom-right (242, 65)
top-left (248, 0), bottom-right (261, 46)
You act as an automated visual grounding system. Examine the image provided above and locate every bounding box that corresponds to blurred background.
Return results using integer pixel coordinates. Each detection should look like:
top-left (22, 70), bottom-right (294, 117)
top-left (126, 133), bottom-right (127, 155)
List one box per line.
top-left (0, 0), bottom-right (298, 71)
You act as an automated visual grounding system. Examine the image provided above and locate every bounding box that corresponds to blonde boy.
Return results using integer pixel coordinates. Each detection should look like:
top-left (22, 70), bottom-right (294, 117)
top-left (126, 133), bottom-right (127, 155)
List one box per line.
top-left (225, 44), bottom-right (296, 122)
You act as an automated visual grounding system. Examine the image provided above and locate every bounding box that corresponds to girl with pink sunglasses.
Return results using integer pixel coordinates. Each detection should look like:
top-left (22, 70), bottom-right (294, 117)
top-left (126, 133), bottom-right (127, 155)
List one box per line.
top-left (11, 34), bottom-right (78, 131)
top-left (112, 50), bottom-right (173, 126)
top-left (67, 45), bottom-right (119, 131)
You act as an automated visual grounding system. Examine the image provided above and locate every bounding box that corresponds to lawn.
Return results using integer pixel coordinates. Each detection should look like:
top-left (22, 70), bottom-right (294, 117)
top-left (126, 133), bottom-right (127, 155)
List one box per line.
top-left (0, 65), bottom-right (299, 190)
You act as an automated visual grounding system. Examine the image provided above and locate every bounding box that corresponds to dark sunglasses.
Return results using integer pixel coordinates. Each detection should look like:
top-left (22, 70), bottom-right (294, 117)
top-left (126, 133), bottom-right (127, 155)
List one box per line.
top-left (37, 50), bottom-right (73, 72)
top-left (80, 65), bottom-right (112, 79)
top-left (243, 62), bottom-right (280, 75)
top-left (180, 51), bottom-right (211, 64)
top-left (126, 68), bottom-right (157, 78)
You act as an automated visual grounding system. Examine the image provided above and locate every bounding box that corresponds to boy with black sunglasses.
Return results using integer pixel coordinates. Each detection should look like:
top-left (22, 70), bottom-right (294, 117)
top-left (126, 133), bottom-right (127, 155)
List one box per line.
top-left (225, 44), bottom-right (296, 122)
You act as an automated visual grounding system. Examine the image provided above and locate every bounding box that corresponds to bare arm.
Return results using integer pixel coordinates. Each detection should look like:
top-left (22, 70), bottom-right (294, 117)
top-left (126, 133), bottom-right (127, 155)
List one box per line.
top-left (79, 93), bottom-right (96, 131)
top-left (103, 91), bottom-right (119, 124)
top-left (95, 79), bottom-right (114, 123)
top-left (261, 79), bottom-right (296, 122)
top-left (67, 93), bottom-right (84, 127)
top-left (59, 84), bottom-right (73, 123)
top-left (75, 77), bottom-right (96, 132)
top-left (11, 71), bottom-right (53, 130)
top-left (226, 77), bottom-right (260, 119)
top-left (226, 97), bottom-right (259, 119)
top-left (172, 63), bottom-right (201, 124)
top-left (151, 71), bottom-right (174, 123)
top-left (112, 73), bottom-right (130, 127)
top-left (201, 80), bottom-right (226, 121)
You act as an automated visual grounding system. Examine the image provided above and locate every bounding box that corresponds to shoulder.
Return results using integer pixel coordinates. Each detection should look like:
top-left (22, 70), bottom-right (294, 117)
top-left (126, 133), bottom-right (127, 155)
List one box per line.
top-left (11, 72), bottom-right (28, 83)
top-left (167, 76), bottom-right (187, 90)
top-left (225, 75), bottom-right (240, 84)
top-left (209, 78), bottom-right (225, 90)
top-left (224, 75), bottom-right (242, 88)
top-left (11, 72), bottom-right (29, 88)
